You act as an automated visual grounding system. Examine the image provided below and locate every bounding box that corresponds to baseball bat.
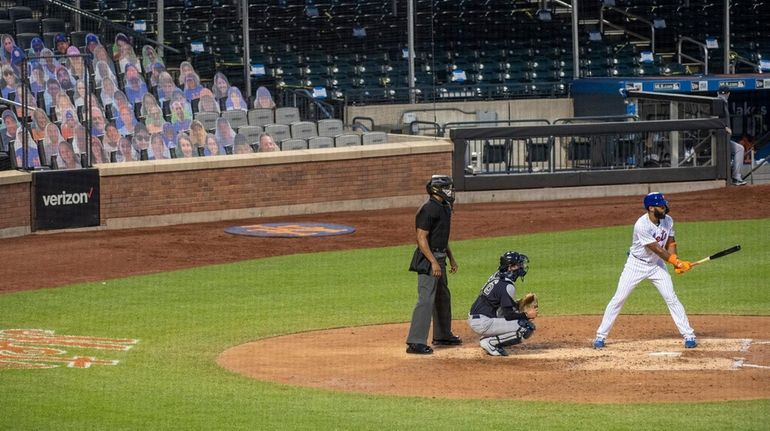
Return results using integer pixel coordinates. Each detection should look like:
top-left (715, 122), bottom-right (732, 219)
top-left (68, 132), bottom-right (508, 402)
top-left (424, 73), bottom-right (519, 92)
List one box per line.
top-left (692, 245), bottom-right (741, 266)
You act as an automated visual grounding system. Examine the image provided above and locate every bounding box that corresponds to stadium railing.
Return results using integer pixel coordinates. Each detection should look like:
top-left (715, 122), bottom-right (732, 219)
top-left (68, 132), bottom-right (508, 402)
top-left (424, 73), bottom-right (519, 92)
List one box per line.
top-left (450, 117), bottom-right (731, 192)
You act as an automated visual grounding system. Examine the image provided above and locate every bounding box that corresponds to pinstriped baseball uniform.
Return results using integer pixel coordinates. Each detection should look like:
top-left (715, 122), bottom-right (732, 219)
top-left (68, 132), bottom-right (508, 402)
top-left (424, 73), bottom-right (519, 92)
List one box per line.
top-left (595, 212), bottom-right (695, 340)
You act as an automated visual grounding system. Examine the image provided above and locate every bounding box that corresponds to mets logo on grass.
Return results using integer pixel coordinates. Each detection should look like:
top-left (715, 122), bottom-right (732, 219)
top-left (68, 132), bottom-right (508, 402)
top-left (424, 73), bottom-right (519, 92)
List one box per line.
top-left (0, 329), bottom-right (138, 370)
top-left (224, 222), bottom-right (356, 237)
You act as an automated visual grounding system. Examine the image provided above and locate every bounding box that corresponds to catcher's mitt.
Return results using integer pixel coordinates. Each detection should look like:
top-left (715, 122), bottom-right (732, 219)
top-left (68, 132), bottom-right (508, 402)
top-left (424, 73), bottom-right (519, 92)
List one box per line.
top-left (518, 292), bottom-right (538, 319)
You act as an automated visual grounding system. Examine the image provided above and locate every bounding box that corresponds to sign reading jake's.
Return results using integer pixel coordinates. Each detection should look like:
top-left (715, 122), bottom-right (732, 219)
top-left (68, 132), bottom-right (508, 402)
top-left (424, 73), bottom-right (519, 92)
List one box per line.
top-left (33, 169), bottom-right (100, 231)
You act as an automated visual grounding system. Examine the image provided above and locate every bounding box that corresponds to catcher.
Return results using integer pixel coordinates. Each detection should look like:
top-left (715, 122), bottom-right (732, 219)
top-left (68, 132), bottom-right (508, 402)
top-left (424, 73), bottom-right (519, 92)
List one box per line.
top-left (468, 251), bottom-right (538, 356)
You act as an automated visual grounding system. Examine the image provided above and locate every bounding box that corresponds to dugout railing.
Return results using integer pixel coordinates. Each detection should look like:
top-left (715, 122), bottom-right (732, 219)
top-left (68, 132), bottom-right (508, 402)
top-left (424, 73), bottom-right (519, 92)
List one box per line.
top-left (450, 117), bottom-right (730, 192)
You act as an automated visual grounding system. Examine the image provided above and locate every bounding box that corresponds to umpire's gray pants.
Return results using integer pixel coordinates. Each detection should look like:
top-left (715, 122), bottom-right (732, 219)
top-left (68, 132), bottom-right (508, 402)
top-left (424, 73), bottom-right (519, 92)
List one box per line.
top-left (406, 254), bottom-right (453, 345)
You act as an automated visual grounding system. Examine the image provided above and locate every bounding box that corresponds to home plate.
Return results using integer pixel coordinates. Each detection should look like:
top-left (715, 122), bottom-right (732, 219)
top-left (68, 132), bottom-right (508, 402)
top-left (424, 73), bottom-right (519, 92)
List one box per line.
top-left (649, 351), bottom-right (682, 357)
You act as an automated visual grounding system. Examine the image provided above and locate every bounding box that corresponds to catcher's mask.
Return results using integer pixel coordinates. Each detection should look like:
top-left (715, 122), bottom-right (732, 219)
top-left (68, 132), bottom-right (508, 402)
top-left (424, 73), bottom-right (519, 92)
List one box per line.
top-left (498, 251), bottom-right (529, 281)
top-left (426, 175), bottom-right (455, 205)
top-left (643, 192), bottom-right (669, 214)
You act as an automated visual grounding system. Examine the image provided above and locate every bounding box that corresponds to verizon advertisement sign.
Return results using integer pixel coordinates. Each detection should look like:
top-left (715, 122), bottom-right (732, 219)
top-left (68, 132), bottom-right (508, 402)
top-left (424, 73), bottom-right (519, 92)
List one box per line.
top-left (33, 170), bottom-right (100, 230)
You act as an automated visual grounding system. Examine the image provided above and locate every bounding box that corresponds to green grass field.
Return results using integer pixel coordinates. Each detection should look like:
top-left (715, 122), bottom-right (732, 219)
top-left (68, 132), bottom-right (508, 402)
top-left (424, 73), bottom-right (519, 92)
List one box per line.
top-left (1, 219), bottom-right (769, 430)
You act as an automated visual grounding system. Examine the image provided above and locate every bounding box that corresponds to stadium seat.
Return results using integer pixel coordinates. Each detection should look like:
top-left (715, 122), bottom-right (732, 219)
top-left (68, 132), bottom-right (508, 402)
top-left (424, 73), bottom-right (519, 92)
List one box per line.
top-left (8, 6), bottom-right (32, 22)
top-left (264, 124), bottom-right (290, 142)
top-left (70, 30), bottom-right (89, 49)
top-left (221, 110), bottom-right (248, 129)
top-left (41, 18), bottom-right (65, 34)
top-left (0, 20), bottom-right (12, 35)
top-left (16, 33), bottom-right (40, 50)
top-left (334, 133), bottom-right (361, 147)
top-left (274, 106), bottom-right (300, 124)
top-left (317, 118), bottom-right (343, 137)
top-left (43, 32), bottom-right (58, 49)
top-left (361, 131), bottom-right (387, 145)
top-left (237, 125), bottom-right (262, 144)
top-left (280, 138), bottom-right (308, 151)
top-left (289, 121), bottom-right (317, 139)
top-left (307, 136), bottom-right (333, 149)
top-left (247, 108), bottom-right (274, 127)
top-left (194, 111), bottom-right (219, 131)
top-left (14, 18), bottom-right (40, 35)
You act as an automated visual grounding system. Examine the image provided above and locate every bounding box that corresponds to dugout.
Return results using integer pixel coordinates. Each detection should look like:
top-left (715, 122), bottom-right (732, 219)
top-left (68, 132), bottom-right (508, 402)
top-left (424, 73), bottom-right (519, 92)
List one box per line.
top-left (572, 75), bottom-right (770, 141)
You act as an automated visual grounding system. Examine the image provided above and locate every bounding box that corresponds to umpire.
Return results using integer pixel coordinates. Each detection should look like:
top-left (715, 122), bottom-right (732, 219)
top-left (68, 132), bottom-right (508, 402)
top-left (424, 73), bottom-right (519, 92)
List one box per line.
top-left (405, 175), bottom-right (462, 354)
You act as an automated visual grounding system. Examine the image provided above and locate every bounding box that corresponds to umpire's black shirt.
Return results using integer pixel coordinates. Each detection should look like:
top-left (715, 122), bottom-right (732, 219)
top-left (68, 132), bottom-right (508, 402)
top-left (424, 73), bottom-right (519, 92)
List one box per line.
top-left (416, 196), bottom-right (451, 251)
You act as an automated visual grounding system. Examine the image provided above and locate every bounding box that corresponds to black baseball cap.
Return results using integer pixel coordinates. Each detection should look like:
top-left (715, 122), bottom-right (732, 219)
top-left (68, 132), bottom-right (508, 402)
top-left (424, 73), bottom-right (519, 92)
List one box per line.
top-left (717, 85), bottom-right (730, 94)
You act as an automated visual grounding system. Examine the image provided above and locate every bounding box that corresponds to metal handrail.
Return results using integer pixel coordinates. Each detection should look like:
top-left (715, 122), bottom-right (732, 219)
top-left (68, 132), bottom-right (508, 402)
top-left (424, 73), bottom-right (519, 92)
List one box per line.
top-left (408, 120), bottom-right (443, 136)
top-left (409, 119), bottom-right (552, 137)
top-left (626, 90), bottom-right (717, 104)
top-left (350, 116), bottom-right (375, 132)
top-left (554, 114), bottom-right (637, 124)
top-left (679, 134), bottom-right (712, 167)
top-left (745, 151), bottom-right (770, 179)
top-left (294, 89), bottom-right (336, 120)
top-left (600, 5), bottom-right (655, 53)
top-left (677, 36), bottom-right (710, 75)
top-left (280, 88), bottom-right (336, 121)
top-left (729, 53), bottom-right (761, 74)
top-left (445, 119), bottom-right (551, 130)
top-left (400, 107), bottom-right (477, 123)
top-left (0, 96), bottom-right (25, 108)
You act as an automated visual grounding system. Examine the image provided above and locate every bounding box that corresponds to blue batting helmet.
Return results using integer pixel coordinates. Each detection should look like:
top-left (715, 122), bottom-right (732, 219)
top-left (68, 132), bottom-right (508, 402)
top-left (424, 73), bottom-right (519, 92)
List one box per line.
top-left (643, 192), bottom-right (669, 211)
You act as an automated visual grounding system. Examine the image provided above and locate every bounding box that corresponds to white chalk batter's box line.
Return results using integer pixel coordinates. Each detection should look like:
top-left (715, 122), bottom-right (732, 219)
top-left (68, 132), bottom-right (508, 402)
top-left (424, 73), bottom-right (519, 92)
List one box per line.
top-left (732, 339), bottom-right (770, 370)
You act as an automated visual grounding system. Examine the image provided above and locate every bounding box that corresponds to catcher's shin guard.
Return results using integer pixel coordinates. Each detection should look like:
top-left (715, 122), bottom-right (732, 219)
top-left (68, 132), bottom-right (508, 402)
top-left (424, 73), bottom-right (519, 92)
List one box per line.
top-left (496, 333), bottom-right (523, 347)
top-left (499, 337), bottom-right (522, 348)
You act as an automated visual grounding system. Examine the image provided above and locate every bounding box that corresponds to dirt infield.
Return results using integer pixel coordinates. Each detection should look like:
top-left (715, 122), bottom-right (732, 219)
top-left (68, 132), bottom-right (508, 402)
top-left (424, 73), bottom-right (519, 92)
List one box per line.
top-left (218, 316), bottom-right (770, 403)
top-left (3, 184), bottom-right (770, 403)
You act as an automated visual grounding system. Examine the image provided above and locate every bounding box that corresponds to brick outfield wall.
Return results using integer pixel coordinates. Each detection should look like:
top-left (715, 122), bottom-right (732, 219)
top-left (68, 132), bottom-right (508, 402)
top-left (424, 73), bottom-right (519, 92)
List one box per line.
top-left (0, 140), bottom-right (725, 238)
top-left (0, 140), bottom-right (453, 237)
top-left (0, 181), bottom-right (31, 230)
top-left (100, 152), bottom-right (452, 222)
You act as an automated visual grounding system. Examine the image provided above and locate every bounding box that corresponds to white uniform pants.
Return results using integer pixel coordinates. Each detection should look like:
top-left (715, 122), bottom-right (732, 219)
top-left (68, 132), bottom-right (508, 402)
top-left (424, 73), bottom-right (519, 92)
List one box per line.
top-left (596, 256), bottom-right (695, 340)
top-left (731, 140), bottom-right (745, 182)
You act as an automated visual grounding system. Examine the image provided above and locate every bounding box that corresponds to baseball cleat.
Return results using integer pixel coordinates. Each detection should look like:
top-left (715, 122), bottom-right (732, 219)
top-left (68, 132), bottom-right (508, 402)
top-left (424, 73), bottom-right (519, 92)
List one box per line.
top-left (432, 335), bottom-right (463, 346)
top-left (684, 338), bottom-right (698, 348)
top-left (480, 338), bottom-right (507, 356)
top-left (406, 343), bottom-right (433, 355)
top-left (592, 338), bottom-right (605, 349)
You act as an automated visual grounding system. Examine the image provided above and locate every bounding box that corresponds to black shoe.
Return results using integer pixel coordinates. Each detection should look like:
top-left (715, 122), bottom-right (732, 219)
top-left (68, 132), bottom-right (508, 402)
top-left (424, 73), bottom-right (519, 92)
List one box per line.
top-left (406, 343), bottom-right (433, 354)
top-left (432, 335), bottom-right (463, 346)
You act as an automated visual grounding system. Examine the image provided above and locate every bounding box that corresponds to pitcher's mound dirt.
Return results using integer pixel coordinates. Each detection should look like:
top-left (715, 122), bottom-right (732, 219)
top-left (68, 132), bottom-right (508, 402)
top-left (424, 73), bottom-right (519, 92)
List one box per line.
top-left (218, 315), bottom-right (770, 403)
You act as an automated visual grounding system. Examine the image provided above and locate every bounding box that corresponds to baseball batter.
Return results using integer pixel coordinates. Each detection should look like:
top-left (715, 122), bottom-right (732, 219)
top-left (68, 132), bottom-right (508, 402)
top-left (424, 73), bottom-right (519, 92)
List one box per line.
top-left (468, 251), bottom-right (537, 356)
top-left (593, 192), bottom-right (697, 349)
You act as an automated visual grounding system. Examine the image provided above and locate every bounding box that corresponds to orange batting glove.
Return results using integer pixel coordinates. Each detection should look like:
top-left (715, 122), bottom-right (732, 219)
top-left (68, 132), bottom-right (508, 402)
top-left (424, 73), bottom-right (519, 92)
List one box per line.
top-left (668, 254), bottom-right (692, 274)
top-left (679, 260), bottom-right (692, 271)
